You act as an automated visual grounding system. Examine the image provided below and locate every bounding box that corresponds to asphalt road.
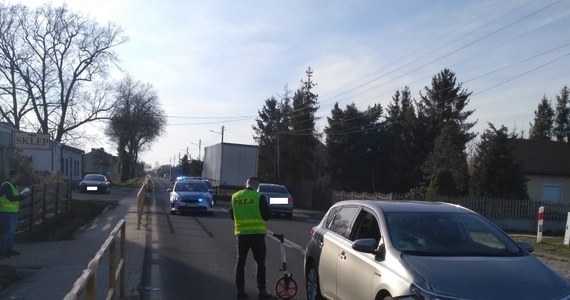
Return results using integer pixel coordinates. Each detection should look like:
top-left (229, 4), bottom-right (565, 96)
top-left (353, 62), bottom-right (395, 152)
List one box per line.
top-left (144, 181), bottom-right (321, 300)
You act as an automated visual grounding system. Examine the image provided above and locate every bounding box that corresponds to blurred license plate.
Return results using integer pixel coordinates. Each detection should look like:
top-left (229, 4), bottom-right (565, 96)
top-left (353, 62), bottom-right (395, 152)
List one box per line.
top-left (270, 197), bottom-right (288, 205)
top-left (87, 186), bottom-right (98, 191)
top-left (185, 202), bottom-right (197, 206)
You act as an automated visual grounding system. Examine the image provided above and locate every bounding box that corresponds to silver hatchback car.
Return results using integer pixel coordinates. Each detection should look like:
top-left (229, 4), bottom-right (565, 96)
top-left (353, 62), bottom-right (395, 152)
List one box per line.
top-left (304, 200), bottom-right (570, 300)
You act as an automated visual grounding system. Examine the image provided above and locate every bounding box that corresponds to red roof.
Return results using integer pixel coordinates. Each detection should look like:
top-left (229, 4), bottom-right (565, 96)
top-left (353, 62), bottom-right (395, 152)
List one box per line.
top-left (510, 139), bottom-right (570, 176)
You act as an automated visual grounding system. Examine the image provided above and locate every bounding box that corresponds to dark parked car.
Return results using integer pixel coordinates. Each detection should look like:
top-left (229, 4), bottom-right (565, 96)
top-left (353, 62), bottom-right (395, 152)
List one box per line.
top-left (202, 179), bottom-right (216, 206)
top-left (257, 183), bottom-right (293, 218)
top-left (78, 174), bottom-right (111, 194)
top-left (167, 179), bottom-right (213, 215)
top-left (304, 200), bottom-right (570, 300)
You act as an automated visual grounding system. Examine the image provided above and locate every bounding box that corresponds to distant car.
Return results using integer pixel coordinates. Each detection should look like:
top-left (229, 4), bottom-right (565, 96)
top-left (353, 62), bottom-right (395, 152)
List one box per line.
top-left (167, 179), bottom-right (213, 215)
top-left (257, 183), bottom-right (293, 218)
top-left (202, 179), bottom-right (216, 206)
top-left (304, 200), bottom-right (570, 300)
top-left (78, 174), bottom-right (111, 194)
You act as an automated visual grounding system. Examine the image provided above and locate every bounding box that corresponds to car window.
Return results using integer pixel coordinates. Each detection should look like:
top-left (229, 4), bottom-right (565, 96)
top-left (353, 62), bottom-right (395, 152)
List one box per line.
top-left (329, 206), bottom-right (360, 239)
top-left (175, 181), bottom-right (209, 192)
top-left (258, 185), bottom-right (289, 194)
top-left (386, 212), bottom-right (524, 256)
top-left (84, 174), bottom-right (104, 181)
top-left (323, 206), bottom-right (342, 230)
top-left (350, 209), bottom-right (381, 243)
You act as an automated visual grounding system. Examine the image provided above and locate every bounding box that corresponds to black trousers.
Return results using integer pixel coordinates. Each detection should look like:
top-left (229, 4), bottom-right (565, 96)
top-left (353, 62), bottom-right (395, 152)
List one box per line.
top-left (235, 233), bottom-right (267, 291)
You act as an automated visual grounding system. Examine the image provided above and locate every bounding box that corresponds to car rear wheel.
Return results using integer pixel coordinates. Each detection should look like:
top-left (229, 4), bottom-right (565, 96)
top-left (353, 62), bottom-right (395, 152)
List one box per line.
top-left (305, 262), bottom-right (323, 300)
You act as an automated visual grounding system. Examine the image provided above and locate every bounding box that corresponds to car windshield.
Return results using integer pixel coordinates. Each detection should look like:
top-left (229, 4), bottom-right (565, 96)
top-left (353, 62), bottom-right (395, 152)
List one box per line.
top-left (259, 185), bottom-right (289, 194)
top-left (84, 174), bottom-right (105, 181)
top-left (386, 211), bottom-right (525, 257)
top-left (174, 181), bottom-right (208, 192)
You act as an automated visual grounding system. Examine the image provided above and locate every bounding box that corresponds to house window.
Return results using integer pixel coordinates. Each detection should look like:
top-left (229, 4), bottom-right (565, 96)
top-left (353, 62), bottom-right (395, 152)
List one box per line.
top-left (541, 185), bottom-right (562, 203)
top-left (65, 158), bottom-right (69, 176)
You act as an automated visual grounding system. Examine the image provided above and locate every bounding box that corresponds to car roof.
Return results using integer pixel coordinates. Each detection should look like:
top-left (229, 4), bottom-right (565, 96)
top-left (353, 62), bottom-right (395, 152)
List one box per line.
top-left (259, 183), bottom-right (286, 187)
top-left (333, 200), bottom-right (473, 214)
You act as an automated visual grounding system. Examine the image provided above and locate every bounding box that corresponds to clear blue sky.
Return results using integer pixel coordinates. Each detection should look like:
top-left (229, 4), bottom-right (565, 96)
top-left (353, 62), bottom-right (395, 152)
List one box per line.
top-left (16, 0), bottom-right (570, 167)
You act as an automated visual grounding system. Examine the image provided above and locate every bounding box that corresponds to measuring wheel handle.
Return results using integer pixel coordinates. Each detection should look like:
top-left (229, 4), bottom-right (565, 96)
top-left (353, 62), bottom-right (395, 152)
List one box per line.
top-left (275, 272), bottom-right (298, 300)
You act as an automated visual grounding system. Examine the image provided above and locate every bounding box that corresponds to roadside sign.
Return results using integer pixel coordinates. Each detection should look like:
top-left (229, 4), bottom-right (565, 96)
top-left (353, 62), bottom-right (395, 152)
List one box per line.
top-left (537, 206), bottom-right (544, 243)
top-left (564, 212), bottom-right (570, 246)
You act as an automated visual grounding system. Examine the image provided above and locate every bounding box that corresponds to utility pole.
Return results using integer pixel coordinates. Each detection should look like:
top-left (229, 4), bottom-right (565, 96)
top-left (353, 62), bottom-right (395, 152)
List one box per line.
top-left (210, 126), bottom-right (225, 144)
top-left (191, 139), bottom-right (202, 161)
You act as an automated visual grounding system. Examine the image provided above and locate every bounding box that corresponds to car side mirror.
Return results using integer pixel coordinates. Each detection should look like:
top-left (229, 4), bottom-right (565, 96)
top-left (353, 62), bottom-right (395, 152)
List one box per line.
top-left (352, 238), bottom-right (386, 260)
top-left (352, 238), bottom-right (379, 253)
top-left (517, 241), bottom-right (535, 253)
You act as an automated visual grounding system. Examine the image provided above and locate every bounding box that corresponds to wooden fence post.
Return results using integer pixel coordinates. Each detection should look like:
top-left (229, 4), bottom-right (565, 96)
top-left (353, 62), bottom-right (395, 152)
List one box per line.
top-left (28, 185), bottom-right (35, 238)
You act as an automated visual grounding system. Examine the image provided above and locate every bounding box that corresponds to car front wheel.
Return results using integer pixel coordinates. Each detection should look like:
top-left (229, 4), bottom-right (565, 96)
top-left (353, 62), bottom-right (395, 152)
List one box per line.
top-left (305, 262), bottom-right (323, 300)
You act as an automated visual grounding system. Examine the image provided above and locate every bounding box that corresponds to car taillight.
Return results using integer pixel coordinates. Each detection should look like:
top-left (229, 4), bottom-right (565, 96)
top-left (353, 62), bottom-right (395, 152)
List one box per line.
top-left (288, 197), bottom-right (293, 204)
top-left (310, 226), bottom-right (317, 236)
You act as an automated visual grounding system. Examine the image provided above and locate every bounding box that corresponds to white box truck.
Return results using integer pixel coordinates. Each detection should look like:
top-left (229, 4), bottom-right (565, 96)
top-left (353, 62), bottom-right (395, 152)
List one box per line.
top-left (202, 143), bottom-right (259, 195)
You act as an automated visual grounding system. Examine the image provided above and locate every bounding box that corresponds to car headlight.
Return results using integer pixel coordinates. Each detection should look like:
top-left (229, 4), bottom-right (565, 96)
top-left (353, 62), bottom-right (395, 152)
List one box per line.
top-left (171, 194), bottom-right (180, 201)
top-left (408, 284), bottom-right (465, 300)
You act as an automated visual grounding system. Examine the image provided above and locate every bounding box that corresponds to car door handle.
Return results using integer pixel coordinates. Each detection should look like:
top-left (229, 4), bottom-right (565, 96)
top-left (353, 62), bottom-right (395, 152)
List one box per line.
top-left (339, 251), bottom-right (346, 260)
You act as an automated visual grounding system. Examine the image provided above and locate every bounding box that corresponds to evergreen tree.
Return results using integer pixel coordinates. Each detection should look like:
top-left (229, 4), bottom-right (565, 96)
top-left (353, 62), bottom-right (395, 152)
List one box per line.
top-left (529, 95), bottom-right (554, 140)
top-left (384, 87), bottom-right (422, 193)
top-left (469, 124), bottom-right (528, 199)
top-left (189, 159), bottom-right (203, 177)
top-left (324, 102), bottom-right (383, 192)
top-left (553, 86), bottom-right (570, 142)
top-left (179, 154), bottom-right (191, 176)
top-left (286, 67), bottom-right (320, 186)
top-left (426, 170), bottom-right (458, 197)
top-left (416, 69), bottom-right (476, 190)
top-left (253, 96), bottom-right (281, 182)
top-left (422, 121), bottom-right (469, 195)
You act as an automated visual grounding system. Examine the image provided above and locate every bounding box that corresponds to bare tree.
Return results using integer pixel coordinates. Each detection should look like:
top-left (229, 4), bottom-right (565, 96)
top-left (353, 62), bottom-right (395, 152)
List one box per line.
top-left (0, 3), bottom-right (127, 143)
top-left (106, 76), bottom-right (166, 181)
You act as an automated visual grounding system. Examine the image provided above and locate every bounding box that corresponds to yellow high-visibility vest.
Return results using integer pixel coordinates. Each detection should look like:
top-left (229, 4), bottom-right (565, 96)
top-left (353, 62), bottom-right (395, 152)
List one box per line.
top-left (0, 181), bottom-right (20, 213)
top-left (232, 189), bottom-right (267, 235)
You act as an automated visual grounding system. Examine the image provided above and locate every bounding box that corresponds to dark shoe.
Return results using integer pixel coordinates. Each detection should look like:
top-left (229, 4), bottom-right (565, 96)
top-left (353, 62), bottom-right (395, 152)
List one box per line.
top-left (258, 289), bottom-right (273, 299)
top-left (237, 291), bottom-right (248, 299)
top-left (7, 249), bottom-right (20, 256)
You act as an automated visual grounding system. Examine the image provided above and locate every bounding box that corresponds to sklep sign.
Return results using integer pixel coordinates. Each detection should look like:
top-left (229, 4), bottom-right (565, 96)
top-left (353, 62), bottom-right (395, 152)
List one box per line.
top-left (14, 132), bottom-right (50, 150)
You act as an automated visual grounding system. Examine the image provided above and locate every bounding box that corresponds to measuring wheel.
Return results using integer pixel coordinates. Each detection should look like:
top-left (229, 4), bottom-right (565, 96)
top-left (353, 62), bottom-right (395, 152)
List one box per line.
top-left (274, 272), bottom-right (298, 300)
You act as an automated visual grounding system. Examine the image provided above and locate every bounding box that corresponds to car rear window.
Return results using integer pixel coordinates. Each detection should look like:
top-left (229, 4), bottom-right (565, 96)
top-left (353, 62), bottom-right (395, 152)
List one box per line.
top-left (84, 174), bottom-right (105, 181)
top-left (259, 185), bottom-right (289, 194)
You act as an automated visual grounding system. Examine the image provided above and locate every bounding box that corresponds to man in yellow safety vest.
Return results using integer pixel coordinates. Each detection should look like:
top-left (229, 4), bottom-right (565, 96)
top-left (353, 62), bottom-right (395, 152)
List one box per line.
top-left (0, 169), bottom-right (28, 258)
top-left (230, 177), bottom-right (273, 299)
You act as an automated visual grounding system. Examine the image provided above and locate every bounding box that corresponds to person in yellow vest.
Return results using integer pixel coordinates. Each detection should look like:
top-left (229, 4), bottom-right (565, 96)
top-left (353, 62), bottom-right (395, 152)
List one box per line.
top-left (229, 177), bottom-right (273, 299)
top-left (0, 169), bottom-right (28, 258)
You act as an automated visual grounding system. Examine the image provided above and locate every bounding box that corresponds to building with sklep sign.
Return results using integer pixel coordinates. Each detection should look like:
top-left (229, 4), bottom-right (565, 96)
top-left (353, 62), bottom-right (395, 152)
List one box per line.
top-left (0, 123), bottom-right (84, 182)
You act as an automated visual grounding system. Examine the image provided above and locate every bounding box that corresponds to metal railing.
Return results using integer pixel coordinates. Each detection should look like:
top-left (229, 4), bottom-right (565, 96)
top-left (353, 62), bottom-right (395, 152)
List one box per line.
top-left (63, 219), bottom-right (126, 300)
top-left (63, 175), bottom-right (152, 300)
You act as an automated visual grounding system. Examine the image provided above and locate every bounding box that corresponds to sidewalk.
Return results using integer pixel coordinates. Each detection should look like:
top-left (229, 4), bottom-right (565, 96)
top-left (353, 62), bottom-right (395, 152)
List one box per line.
top-left (0, 187), bottom-right (148, 300)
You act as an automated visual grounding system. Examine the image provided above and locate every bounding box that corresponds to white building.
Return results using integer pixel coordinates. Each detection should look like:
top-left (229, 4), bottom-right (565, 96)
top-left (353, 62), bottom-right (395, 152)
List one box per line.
top-left (0, 123), bottom-right (84, 182)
